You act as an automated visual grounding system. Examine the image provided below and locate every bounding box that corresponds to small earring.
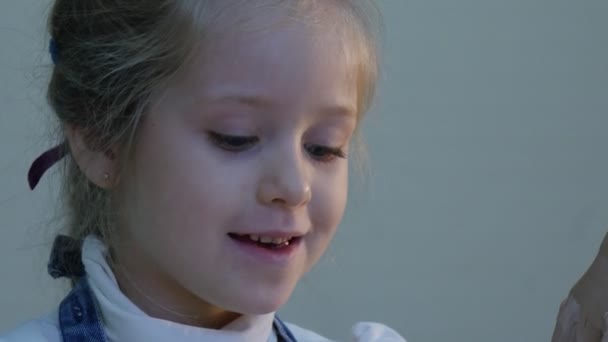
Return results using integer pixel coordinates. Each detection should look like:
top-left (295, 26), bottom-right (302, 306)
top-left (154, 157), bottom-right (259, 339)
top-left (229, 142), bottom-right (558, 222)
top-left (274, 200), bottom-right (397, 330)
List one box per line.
top-left (103, 173), bottom-right (110, 180)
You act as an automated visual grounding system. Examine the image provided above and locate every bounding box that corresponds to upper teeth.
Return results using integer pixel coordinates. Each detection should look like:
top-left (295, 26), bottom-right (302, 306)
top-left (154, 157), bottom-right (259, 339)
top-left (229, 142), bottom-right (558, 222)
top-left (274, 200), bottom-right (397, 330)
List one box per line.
top-left (247, 235), bottom-right (291, 244)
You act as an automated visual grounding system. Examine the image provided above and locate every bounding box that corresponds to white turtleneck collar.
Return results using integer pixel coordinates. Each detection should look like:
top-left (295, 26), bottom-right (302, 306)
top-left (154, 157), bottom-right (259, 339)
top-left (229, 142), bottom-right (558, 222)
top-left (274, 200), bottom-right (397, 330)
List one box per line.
top-left (81, 236), bottom-right (277, 342)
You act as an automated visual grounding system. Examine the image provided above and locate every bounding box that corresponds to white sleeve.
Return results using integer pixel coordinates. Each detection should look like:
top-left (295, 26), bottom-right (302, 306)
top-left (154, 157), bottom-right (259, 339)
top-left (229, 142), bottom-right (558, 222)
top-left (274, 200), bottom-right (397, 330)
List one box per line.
top-left (352, 322), bottom-right (406, 342)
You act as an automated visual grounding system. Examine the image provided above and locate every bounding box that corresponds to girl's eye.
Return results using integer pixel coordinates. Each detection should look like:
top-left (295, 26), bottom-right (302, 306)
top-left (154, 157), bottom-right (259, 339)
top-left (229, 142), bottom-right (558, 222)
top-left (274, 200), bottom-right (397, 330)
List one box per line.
top-left (208, 131), bottom-right (259, 152)
top-left (304, 143), bottom-right (347, 163)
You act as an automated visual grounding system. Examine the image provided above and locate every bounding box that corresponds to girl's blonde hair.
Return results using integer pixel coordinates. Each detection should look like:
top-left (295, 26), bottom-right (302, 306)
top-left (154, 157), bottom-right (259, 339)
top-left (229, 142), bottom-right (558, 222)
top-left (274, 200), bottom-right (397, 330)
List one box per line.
top-left (47, 0), bottom-right (381, 255)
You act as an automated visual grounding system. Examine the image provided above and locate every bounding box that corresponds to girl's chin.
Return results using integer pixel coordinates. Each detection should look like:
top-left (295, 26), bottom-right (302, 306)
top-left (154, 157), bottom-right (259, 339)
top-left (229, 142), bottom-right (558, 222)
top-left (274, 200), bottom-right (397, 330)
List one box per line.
top-left (235, 296), bottom-right (291, 315)
top-left (218, 287), bottom-right (294, 316)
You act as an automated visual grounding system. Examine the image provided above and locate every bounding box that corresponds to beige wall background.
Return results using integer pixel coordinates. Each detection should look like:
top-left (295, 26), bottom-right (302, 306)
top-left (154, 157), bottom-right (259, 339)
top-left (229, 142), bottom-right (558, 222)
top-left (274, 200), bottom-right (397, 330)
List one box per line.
top-left (2, 1), bottom-right (608, 341)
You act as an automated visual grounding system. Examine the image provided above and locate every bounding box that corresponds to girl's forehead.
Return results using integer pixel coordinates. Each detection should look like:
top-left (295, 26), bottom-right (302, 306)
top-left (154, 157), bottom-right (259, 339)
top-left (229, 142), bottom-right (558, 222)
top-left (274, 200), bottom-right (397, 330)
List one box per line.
top-left (155, 24), bottom-right (359, 122)
top-left (164, 0), bottom-right (377, 116)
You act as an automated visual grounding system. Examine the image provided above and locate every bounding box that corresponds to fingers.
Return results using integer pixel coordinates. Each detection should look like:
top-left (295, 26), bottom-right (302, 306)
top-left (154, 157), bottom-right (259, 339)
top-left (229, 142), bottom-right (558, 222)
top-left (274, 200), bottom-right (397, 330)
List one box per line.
top-left (576, 316), bottom-right (601, 342)
top-left (601, 313), bottom-right (608, 342)
top-left (552, 296), bottom-right (581, 342)
top-left (550, 295), bottom-right (602, 342)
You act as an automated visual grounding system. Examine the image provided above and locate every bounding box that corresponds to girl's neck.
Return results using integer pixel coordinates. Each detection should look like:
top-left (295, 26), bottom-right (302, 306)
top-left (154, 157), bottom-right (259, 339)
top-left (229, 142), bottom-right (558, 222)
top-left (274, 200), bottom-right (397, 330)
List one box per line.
top-left (110, 253), bottom-right (241, 329)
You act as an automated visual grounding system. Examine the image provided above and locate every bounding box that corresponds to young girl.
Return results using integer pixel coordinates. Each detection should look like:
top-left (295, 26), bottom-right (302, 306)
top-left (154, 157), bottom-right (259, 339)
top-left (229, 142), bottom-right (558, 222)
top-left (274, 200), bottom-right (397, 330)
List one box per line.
top-left (2, 0), bottom-right (405, 341)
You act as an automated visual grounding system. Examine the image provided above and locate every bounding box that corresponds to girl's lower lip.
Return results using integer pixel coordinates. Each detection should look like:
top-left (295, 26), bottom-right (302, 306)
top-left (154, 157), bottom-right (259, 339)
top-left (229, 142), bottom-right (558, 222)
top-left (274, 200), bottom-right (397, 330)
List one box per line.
top-left (228, 234), bottom-right (302, 266)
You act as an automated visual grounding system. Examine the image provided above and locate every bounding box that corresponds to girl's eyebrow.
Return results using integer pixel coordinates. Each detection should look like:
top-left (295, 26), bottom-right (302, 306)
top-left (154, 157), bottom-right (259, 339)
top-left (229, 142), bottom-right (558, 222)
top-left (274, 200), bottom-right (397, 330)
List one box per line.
top-left (206, 94), bottom-right (357, 119)
top-left (206, 94), bottom-right (274, 108)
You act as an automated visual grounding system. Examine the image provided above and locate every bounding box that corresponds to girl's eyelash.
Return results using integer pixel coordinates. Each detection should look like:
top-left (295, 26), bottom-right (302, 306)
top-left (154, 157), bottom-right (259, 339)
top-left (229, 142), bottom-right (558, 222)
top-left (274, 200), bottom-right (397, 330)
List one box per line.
top-left (208, 132), bottom-right (346, 163)
top-left (208, 131), bottom-right (259, 152)
top-left (304, 144), bottom-right (347, 163)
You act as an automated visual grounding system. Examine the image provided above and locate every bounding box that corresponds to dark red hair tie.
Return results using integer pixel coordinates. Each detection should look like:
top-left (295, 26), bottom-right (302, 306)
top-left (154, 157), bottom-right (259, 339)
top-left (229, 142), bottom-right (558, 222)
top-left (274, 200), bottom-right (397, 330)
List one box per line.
top-left (27, 141), bottom-right (68, 190)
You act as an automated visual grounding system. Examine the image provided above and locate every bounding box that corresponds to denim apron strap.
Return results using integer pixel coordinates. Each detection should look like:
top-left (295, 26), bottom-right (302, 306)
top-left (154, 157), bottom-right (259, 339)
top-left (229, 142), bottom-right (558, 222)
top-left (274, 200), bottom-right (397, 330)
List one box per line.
top-left (50, 235), bottom-right (107, 341)
top-left (58, 278), bottom-right (108, 342)
top-left (273, 316), bottom-right (298, 342)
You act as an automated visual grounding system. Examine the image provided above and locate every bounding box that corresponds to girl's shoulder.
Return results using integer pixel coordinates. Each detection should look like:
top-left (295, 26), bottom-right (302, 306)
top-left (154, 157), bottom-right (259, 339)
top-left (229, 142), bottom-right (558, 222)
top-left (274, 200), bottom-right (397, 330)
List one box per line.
top-left (0, 310), bottom-right (61, 342)
top-left (286, 321), bottom-right (406, 342)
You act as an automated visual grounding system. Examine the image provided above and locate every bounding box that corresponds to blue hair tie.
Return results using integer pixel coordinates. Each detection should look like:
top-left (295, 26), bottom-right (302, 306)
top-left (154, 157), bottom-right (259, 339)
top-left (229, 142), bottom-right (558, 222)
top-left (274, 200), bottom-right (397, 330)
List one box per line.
top-left (49, 38), bottom-right (59, 64)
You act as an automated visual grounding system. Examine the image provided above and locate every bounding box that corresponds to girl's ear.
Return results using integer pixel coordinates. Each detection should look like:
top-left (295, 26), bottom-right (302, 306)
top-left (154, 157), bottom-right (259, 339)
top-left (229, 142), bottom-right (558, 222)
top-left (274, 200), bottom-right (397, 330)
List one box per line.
top-left (64, 123), bottom-right (119, 189)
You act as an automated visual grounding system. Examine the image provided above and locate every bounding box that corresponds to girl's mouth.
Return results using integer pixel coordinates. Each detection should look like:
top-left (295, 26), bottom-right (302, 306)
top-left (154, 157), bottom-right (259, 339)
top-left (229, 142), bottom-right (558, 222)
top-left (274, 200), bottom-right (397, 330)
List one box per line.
top-left (228, 233), bottom-right (302, 250)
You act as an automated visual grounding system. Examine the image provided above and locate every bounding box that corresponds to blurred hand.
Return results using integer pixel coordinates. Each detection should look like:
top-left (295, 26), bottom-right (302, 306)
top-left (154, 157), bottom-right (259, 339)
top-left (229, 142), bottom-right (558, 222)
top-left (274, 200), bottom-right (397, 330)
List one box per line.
top-left (551, 233), bottom-right (608, 342)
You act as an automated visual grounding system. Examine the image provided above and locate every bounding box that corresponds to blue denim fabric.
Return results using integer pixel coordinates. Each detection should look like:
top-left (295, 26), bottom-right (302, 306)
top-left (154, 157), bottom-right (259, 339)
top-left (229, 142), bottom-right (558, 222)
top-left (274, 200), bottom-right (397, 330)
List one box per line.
top-left (58, 278), bottom-right (107, 342)
top-left (273, 316), bottom-right (298, 342)
top-left (51, 235), bottom-right (297, 342)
